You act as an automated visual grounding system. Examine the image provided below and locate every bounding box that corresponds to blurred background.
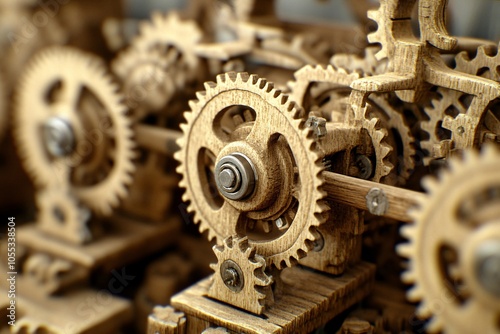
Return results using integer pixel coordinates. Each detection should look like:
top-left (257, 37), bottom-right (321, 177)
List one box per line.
top-left (126, 0), bottom-right (500, 40)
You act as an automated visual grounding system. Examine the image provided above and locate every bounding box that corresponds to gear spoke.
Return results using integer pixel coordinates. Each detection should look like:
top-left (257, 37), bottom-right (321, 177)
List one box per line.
top-left (246, 111), bottom-right (275, 151)
top-left (59, 78), bottom-right (82, 110)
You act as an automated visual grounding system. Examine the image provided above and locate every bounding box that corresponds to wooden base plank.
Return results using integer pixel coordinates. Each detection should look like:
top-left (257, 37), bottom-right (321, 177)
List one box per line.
top-left (171, 262), bottom-right (375, 334)
top-left (17, 216), bottom-right (181, 270)
top-left (0, 285), bottom-right (132, 333)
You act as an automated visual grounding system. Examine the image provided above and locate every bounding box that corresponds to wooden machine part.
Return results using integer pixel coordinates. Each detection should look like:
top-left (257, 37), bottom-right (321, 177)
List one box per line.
top-left (0, 0), bottom-right (498, 333)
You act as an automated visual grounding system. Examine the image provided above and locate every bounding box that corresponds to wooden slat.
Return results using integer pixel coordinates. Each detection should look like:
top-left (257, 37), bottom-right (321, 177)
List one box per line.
top-left (18, 216), bottom-right (180, 269)
top-left (171, 262), bottom-right (375, 333)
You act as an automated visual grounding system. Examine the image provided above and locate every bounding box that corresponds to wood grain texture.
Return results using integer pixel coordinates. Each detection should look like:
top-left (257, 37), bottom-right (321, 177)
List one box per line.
top-left (171, 262), bottom-right (375, 334)
top-left (147, 306), bottom-right (186, 334)
top-left (323, 171), bottom-right (425, 223)
top-left (18, 216), bottom-right (180, 269)
top-left (0, 284), bottom-right (132, 333)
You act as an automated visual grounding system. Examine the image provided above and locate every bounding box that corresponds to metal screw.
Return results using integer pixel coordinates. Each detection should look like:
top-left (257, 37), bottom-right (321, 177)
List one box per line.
top-left (219, 168), bottom-right (237, 189)
top-left (313, 231), bottom-right (325, 252)
top-left (275, 217), bottom-right (285, 229)
top-left (474, 240), bottom-right (500, 297)
top-left (215, 153), bottom-right (256, 200)
top-left (220, 260), bottom-right (244, 292)
top-left (457, 126), bottom-right (465, 135)
top-left (365, 188), bottom-right (389, 216)
top-left (306, 116), bottom-right (327, 139)
top-left (43, 117), bottom-right (75, 157)
top-left (355, 155), bottom-right (373, 180)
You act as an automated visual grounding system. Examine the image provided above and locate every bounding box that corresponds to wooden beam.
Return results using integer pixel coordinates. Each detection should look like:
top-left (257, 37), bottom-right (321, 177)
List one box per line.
top-left (322, 171), bottom-right (425, 223)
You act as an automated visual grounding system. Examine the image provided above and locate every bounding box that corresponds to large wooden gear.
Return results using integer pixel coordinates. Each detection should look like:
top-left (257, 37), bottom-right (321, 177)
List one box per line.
top-left (175, 71), bottom-right (328, 269)
top-left (398, 146), bottom-right (500, 333)
top-left (13, 46), bottom-right (136, 217)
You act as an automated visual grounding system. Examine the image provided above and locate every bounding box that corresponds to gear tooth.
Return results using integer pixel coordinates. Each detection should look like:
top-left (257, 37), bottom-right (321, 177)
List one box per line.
top-left (454, 51), bottom-right (470, 69)
top-left (212, 243), bottom-right (224, 254)
top-left (427, 316), bottom-right (444, 333)
top-left (295, 65), bottom-right (313, 80)
top-left (286, 103), bottom-right (298, 116)
top-left (401, 269), bottom-right (416, 284)
top-left (289, 255), bottom-right (299, 266)
top-left (421, 176), bottom-right (438, 193)
top-left (209, 263), bottom-right (217, 272)
top-left (477, 44), bottom-right (491, 58)
top-left (177, 176), bottom-right (186, 188)
top-left (204, 81), bottom-right (216, 90)
top-left (216, 73), bottom-right (227, 85)
top-left (188, 100), bottom-right (199, 111)
top-left (381, 144), bottom-right (392, 159)
top-left (279, 93), bottom-right (289, 105)
top-left (224, 235), bottom-right (233, 248)
top-left (407, 285), bottom-right (424, 302)
top-left (316, 200), bottom-right (330, 216)
top-left (396, 242), bottom-right (414, 259)
top-left (400, 225), bottom-right (415, 240)
top-left (383, 161), bottom-right (394, 176)
top-left (224, 72), bottom-right (237, 83)
top-left (367, 8), bottom-right (377, 20)
top-left (173, 150), bottom-right (183, 164)
top-left (181, 192), bottom-right (190, 202)
top-left (253, 77), bottom-right (265, 89)
top-left (446, 154), bottom-right (464, 173)
top-left (416, 301), bottom-right (433, 318)
top-left (195, 91), bottom-right (206, 100)
top-left (264, 81), bottom-right (275, 93)
top-left (237, 72), bottom-right (251, 83)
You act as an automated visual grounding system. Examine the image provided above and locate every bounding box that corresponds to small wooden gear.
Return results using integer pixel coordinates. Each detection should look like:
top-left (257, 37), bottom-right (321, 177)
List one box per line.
top-left (208, 236), bottom-right (273, 315)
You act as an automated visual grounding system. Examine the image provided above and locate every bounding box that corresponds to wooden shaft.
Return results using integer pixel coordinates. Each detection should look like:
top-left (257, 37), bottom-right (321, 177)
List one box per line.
top-left (135, 125), bottom-right (182, 156)
top-left (135, 125), bottom-right (423, 222)
top-left (322, 171), bottom-right (425, 223)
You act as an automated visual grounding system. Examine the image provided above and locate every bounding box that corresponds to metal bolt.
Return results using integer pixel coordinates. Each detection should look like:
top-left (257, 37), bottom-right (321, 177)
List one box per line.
top-left (215, 153), bottom-right (256, 200)
top-left (313, 231), bottom-right (325, 252)
top-left (275, 217), bottom-right (285, 229)
top-left (365, 188), bottom-right (389, 216)
top-left (220, 260), bottom-right (244, 292)
top-left (219, 168), bottom-right (237, 189)
top-left (275, 217), bottom-right (290, 230)
top-left (43, 117), bottom-right (75, 157)
top-left (355, 155), bottom-right (373, 180)
top-left (474, 240), bottom-right (500, 297)
top-left (306, 116), bottom-right (327, 139)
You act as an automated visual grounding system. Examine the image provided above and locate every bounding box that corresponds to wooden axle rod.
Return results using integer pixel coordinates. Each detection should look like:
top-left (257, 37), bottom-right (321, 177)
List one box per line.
top-left (134, 125), bottom-right (424, 223)
top-left (135, 125), bottom-right (181, 156)
top-left (322, 171), bottom-right (425, 223)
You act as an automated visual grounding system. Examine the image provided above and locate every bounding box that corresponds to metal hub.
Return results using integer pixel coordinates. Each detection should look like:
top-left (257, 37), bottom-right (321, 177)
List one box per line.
top-left (43, 117), bottom-right (75, 157)
top-left (220, 259), bottom-right (244, 292)
top-left (474, 239), bottom-right (500, 297)
top-left (215, 153), bottom-right (256, 200)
